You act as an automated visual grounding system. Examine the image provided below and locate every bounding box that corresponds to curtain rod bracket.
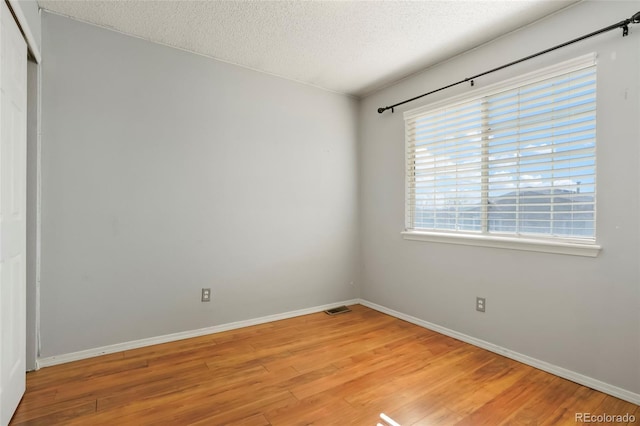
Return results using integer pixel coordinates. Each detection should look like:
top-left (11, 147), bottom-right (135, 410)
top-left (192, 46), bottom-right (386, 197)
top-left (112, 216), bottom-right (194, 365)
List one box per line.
top-left (623, 24), bottom-right (629, 37)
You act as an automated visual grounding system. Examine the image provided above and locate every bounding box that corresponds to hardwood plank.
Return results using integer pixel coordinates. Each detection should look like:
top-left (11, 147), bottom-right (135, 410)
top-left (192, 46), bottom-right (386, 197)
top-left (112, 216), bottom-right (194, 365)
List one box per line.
top-left (412, 407), bottom-right (465, 425)
top-left (503, 375), bottom-right (580, 425)
top-left (95, 363), bottom-right (210, 411)
top-left (264, 390), bottom-right (355, 425)
top-left (51, 359), bottom-right (208, 403)
top-left (62, 365), bottom-right (277, 425)
top-left (385, 356), bottom-right (530, 425)
top-left (226, 413), bottom-right (271, 426)
top-left (592, 395), bottom-right (640, 425)
top-left (11, 305), bottom-right (639, 425)
top-left (27, 358), bottom-right (149, 393)
top-left (344, 340), bottom-right (493, 410)
top-left (454, 368), bottom-right (556, 425)
top-left (540, 385), bottom-right (608, 426)
top-left (26, 352), bottom-right (125, 390)
top-left (628, 405), bottom-right (640, 426)
top-left (10, 399), bottom-right (96, 426)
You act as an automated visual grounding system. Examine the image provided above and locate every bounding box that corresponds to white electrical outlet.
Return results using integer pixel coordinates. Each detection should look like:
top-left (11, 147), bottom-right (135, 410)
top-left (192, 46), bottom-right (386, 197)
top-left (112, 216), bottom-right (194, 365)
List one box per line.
top-left (201, 288), bottom-right (211, 302)
top-left (476, 297), bottom-right (486, 312)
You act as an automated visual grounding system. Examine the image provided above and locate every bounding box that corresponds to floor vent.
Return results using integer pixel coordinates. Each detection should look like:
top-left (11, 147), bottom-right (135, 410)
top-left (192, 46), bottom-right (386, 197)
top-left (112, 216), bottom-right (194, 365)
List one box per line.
top-left (324, 305), bottom-right (351, 316)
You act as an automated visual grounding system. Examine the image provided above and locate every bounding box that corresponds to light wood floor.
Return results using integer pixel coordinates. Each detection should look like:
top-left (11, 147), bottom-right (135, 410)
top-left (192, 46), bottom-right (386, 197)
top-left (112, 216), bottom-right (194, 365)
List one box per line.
top-left (11, 304), bottom-right (639, 425)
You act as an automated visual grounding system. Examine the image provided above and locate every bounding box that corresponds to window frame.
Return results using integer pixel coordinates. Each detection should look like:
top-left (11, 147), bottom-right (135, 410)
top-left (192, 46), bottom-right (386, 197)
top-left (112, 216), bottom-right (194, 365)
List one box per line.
top-left (402, 54), bottom-right (601, 257)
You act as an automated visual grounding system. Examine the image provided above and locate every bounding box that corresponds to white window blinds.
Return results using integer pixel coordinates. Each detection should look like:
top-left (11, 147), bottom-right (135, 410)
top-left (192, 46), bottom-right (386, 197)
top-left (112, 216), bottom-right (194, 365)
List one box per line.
top-left (405, 55), bottom-right (597, 242)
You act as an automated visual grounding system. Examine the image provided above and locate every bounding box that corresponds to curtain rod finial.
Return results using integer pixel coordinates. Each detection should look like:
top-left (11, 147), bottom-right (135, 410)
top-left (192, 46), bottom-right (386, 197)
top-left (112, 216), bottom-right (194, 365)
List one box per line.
top-left (377, 107), bottom-right (387, 114)
top-left (632, 11), bottom-right (640, 23)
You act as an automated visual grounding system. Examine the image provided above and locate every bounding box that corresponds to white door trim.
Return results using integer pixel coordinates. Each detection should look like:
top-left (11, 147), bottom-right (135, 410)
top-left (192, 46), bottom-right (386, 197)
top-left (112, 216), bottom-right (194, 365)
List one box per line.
top-left (0, 1), bottom-right (28, 423)
top-left (6, 0), bottom-right (40, 64)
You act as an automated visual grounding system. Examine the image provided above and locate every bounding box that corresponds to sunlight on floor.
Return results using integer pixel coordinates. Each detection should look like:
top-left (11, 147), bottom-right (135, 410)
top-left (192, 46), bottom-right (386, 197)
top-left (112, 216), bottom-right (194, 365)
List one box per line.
top-left (379, 412), bottom-right (401, 426)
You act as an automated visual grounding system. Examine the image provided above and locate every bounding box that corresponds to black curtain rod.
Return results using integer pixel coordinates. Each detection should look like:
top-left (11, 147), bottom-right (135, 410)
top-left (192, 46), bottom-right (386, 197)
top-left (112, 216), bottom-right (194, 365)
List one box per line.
top-left (377, 10), bottom-right (640, 114)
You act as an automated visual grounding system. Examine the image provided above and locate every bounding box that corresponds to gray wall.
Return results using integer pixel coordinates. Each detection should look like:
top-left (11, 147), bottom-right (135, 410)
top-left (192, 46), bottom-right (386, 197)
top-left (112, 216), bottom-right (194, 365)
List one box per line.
top-left (359, 1), bottom-right (640, 395)
top-left (40, 12), bottom-right (359, 357)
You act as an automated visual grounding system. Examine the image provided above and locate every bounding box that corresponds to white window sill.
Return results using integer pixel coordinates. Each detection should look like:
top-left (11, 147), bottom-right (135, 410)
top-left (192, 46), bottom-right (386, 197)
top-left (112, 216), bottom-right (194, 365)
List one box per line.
top-left (401, 231), bottom-right (601, 257)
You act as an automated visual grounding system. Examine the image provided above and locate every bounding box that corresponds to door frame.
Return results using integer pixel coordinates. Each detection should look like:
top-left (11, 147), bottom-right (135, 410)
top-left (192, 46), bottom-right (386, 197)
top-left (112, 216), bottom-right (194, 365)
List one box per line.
top-left (6, 0), bottom-right (41, 373)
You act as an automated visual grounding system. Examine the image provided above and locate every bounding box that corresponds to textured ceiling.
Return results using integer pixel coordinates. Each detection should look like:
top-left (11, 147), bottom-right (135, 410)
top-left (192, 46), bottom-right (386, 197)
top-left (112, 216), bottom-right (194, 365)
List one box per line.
top-left (38, 0), bottom-right (579, 97)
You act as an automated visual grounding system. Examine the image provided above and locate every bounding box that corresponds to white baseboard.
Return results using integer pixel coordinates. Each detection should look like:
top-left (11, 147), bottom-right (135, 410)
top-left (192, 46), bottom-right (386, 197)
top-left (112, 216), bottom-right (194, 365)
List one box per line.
top-left (36, 299), bottom-right (359, 369)
top-left (359, 299), bottom-right (640, 406)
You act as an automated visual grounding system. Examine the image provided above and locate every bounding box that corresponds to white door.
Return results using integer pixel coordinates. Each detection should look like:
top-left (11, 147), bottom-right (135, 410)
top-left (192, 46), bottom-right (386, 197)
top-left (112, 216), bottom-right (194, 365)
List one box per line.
top-left (0, 0), bottom-right (27, 424)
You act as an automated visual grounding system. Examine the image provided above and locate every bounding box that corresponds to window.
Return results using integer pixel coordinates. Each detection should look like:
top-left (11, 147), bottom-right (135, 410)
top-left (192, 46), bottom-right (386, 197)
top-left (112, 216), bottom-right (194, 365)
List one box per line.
top-left (403, 54), bottom-right (600, 256)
